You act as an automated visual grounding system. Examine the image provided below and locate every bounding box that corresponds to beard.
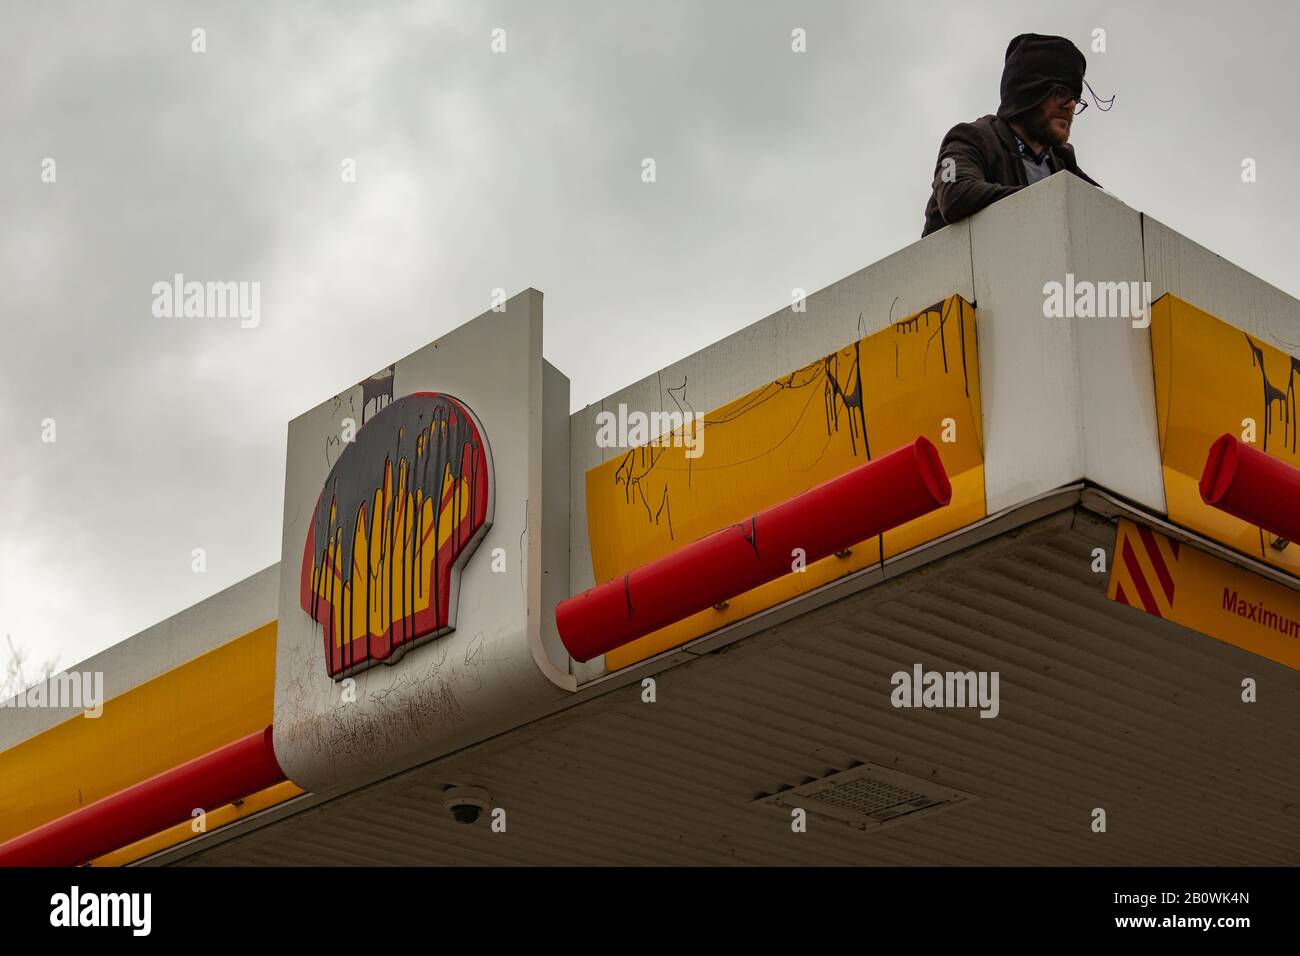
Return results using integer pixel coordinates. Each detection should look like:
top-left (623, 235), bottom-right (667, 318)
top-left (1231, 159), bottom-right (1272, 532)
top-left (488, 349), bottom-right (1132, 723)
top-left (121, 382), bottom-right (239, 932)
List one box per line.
top-left (1023, 107), bottom-right (1071, 147)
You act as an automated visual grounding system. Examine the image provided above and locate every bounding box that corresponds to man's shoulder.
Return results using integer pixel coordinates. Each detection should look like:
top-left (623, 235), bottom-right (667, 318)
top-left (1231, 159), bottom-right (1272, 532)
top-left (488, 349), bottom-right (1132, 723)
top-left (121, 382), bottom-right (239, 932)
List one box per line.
top-left (952, 113), bottom-right (1001, 131)
top-left (941, 114), bottom-right (1007, 145)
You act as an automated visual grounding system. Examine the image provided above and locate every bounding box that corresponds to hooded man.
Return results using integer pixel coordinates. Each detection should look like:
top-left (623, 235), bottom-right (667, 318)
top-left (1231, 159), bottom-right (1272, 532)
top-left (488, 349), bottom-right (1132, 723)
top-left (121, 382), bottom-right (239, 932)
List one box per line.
top-left (922, 33), bottom-right (1102, 237)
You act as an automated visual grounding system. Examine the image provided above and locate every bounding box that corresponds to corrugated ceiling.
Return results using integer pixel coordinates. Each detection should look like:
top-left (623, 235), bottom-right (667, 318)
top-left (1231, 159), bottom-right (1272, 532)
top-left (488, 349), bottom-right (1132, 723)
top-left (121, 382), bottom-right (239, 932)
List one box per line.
top-left (168, 507), bottom-right (1300, 865)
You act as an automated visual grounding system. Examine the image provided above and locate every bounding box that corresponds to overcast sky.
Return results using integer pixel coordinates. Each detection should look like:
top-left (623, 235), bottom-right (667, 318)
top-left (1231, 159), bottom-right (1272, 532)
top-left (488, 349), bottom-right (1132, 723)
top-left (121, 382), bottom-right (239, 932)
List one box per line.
top-left (3, 0), bottom-right (1298, 671)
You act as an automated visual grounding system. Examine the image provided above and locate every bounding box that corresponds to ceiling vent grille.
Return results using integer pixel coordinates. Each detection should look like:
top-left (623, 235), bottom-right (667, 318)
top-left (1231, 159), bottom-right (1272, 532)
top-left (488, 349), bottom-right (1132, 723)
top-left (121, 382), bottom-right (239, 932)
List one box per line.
top-left (752, 763), bottom-right (978, 831)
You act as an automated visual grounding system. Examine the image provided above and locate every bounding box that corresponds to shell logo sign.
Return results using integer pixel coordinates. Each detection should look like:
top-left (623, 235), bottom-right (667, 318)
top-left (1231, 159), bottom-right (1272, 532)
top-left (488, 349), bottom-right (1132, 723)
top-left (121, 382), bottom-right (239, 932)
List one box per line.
top-left (299, 393), bottom-right (493, 680)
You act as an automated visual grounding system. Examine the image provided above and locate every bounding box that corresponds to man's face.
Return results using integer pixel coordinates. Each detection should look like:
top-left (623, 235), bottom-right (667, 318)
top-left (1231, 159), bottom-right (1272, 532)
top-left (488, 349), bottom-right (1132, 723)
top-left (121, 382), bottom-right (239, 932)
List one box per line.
top-left (1023, 88), bottom-right (1076, 146)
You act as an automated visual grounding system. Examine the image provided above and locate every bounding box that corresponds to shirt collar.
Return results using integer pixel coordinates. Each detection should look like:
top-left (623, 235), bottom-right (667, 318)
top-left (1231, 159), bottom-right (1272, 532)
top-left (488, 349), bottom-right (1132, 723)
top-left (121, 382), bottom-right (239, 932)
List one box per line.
top-left (1011, 131), bottom-right (1051, 165)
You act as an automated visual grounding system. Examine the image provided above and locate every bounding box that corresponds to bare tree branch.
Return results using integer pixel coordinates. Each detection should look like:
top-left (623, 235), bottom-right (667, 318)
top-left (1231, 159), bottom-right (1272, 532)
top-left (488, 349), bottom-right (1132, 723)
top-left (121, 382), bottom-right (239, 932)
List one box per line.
top-left (1, 633), bottom-right (62, 700)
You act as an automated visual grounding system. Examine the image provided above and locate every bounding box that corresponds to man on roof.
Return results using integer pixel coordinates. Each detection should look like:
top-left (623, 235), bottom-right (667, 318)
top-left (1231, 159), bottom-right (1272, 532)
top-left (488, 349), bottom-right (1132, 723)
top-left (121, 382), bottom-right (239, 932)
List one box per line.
top-left (922, 33), bottom-right (1106, 237)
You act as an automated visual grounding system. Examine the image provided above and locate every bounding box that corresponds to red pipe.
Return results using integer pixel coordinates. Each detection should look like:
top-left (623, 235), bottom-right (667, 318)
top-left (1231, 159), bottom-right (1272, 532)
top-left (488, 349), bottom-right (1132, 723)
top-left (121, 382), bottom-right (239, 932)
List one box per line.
top-left (1200, 432), bottom-right (1300, 543)
top-left (0, 725), bottom-right (285, 867)
top-left (558, 436), bottom-right (952, 662)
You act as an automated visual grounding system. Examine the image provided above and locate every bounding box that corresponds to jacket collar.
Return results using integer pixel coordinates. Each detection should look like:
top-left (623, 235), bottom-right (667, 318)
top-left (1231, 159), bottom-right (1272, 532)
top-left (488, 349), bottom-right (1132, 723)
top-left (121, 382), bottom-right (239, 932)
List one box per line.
top-left (992, 114), bottom-right (1069, 176)
top-left (990, 115), bottom-right (1029, 185)
top-left (990, 115), bottom-right (1021, 154)
top-left (1011, 131), bottom-right (1052, 164)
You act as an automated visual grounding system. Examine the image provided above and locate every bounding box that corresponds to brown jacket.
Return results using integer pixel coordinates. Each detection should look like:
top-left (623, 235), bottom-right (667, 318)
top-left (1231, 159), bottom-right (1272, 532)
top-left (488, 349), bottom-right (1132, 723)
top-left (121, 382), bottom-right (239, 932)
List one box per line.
top-left (922, 114), bottom-right (1100, 237)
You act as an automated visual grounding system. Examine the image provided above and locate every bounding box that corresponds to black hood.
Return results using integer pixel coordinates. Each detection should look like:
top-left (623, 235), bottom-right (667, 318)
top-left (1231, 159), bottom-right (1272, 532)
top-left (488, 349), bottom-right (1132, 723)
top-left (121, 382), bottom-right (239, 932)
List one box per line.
top-left (997, 33), bottom-right (1086, 120)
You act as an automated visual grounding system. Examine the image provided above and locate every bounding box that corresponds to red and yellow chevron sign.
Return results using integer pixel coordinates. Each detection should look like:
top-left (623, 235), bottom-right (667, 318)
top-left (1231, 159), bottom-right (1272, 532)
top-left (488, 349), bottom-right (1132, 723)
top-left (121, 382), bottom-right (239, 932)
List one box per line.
top-left (1110, 520), bottom-right (1181, 619)
top-left (1107, 518), bottom-right (1300, 671)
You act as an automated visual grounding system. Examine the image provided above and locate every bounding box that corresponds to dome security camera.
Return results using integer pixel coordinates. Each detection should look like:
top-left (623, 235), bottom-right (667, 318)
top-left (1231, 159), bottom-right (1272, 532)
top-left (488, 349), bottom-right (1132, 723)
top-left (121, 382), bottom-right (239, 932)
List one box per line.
top-left (443, 786), bottom-right (492, 825)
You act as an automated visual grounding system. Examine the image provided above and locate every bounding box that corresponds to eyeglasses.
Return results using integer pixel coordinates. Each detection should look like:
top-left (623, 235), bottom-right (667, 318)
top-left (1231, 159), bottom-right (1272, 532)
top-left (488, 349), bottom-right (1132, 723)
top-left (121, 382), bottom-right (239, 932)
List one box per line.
top-left (1050, 86), bottom-right (1088, 115)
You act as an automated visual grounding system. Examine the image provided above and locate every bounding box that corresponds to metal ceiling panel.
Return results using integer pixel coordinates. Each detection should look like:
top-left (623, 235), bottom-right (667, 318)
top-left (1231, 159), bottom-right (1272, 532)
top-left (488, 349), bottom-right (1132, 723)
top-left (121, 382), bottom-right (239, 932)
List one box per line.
top-left (163, 507), bottom-right (1300, 866)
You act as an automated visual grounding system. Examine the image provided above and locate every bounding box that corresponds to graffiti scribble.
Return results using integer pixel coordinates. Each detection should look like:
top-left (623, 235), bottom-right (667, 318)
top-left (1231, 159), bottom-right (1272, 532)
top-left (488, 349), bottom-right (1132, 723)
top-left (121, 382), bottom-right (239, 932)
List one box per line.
top-left (1245, 333), bottom-right (1292, 452)
top-left (607, 296), bottom-right (972, 535)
